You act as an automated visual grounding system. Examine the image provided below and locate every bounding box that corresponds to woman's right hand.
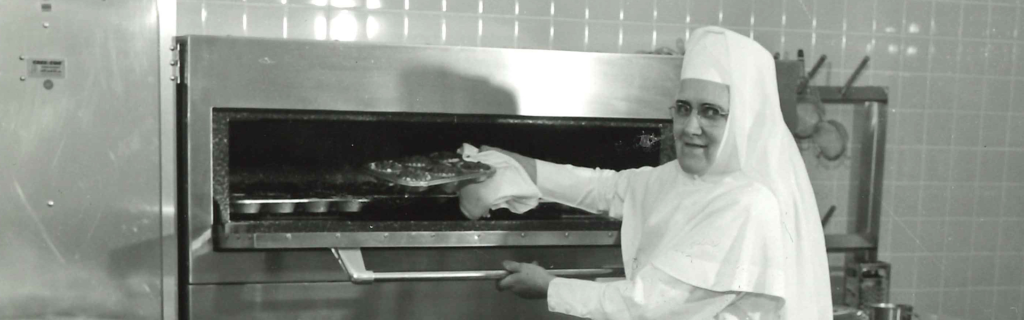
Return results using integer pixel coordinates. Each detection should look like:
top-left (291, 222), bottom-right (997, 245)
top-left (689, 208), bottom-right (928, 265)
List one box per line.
top-left (479, 145), bottom-right (537, 184)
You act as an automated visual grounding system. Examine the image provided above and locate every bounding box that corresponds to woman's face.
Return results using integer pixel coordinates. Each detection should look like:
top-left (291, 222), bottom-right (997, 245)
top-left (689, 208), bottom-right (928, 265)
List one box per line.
top-left (672, 78), bottom-right (730, 175)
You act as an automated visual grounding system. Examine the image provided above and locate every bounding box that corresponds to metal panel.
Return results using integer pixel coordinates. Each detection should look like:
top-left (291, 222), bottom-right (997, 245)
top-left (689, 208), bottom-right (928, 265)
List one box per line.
top-left (0, 1), bottom-right (164, 319)
top-left (157, 1), bottom-right (179, 319)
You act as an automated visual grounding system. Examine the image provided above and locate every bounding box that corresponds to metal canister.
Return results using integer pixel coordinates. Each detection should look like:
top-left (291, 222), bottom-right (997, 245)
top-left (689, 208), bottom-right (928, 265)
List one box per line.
top-left (865, 303), bottom-right (913, 320)
top-left (845, 261), bottom-right (891, 309)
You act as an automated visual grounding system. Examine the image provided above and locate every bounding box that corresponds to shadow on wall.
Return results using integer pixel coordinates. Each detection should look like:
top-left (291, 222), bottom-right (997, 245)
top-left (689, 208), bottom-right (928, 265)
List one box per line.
top-left (399, 65), bottom-right (519, 115)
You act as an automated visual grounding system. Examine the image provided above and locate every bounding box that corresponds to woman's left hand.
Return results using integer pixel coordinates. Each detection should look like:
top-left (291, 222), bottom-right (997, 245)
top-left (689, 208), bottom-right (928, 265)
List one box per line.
top-left (496, 260), bottom-right (556, 299)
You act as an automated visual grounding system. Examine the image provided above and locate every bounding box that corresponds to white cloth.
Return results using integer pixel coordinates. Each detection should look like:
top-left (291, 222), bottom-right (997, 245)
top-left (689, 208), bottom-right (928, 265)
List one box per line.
top-left (541, 26), bottom-right (831, 319)
top-left (458, 144), bottom-right (541, 220)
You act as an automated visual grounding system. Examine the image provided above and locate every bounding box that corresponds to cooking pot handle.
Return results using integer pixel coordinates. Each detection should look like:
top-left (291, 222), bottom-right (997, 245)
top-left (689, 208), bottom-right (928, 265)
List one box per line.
top-left (332, 248), bottom-right (622, 284)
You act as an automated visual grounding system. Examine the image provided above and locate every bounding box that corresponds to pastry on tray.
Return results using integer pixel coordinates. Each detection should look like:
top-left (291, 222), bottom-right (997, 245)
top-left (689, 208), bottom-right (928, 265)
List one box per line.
top-left (402, 155), bottom-right (431, 168)
top-left (368, 160), bottom-right (403, 173)
top-left (427, 164), bottom-right (458, 178)
top-left (429, 151), bottom-right (463, 165)
top-left (398, 169), bottom-right (431, 182)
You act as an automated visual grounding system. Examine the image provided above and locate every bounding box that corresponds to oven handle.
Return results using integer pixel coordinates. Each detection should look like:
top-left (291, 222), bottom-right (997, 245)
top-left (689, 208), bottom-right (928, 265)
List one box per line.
top-left (332, 248), bottom-right (623, 284)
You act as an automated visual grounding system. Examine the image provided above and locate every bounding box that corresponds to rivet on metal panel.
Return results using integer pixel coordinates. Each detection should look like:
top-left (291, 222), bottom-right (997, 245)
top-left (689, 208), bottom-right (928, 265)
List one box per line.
top-left (474, 234), bottom-right (480, 240)
top-left (335, 233), bottom-right (341, 238)
top-left (170, 44), bottom-right (177, 51)
top-left (520, 233), bottom-right (526, 238)
top-left (42, 22), bottom-right (50, 28)
top-left (19, 76), bottom-right (26, 81)
top-left (285, 233), bottom-right (293, 240)
top-left (46, 200), bottom-right (54, 207)
top-left (170, 60), bottom-right (178, 66)
top-left (608, 232), bottom-right (614, 237)
top-left (18, 55), bottom-right (25, 60)
top-left (169, 76), bottom-right (177, 82)
top-left (564, 232), bottom-right (570, 238)
top-left (383, 233), bottom-right (389, 238)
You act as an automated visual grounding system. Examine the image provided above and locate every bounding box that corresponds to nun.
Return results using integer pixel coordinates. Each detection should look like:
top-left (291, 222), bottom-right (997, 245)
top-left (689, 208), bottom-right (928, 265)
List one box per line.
top-left (462, 26), bottom-right (832, 319)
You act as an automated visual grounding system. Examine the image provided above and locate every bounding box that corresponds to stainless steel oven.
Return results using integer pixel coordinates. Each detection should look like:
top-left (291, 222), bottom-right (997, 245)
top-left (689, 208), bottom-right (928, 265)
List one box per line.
top-left (175, 35), bottom-right (681, 319)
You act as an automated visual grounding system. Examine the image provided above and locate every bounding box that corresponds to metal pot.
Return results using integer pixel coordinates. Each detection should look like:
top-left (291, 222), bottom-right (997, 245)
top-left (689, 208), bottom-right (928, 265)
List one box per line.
top-left (833, 305), bottom-right (869, 320)
top-left (866, 303), bottom-right (914, 320)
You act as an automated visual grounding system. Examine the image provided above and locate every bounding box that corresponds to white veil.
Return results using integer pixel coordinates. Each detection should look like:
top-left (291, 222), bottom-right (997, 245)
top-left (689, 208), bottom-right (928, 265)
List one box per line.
top-left (683, 27), bottom-right (832, 319)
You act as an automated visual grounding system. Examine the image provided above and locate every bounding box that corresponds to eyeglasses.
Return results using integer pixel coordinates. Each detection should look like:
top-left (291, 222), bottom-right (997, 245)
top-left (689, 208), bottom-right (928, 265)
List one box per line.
top-left (669, 101), bottom-right (729, 127)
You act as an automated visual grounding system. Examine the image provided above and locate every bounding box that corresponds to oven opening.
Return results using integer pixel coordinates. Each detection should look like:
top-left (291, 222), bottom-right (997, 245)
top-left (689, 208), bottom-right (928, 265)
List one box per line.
top-left (215, 109), bottom-right (671, 223)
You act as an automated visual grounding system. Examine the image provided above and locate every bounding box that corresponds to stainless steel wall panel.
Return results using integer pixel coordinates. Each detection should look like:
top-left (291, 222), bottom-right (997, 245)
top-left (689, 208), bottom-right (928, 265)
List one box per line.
top-left (0, 0), bottom-right (164, 319)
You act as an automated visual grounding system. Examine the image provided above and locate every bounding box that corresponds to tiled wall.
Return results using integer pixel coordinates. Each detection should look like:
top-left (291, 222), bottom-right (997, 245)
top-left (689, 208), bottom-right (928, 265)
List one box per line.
top-left (177, 0), bottom-right (1024, 318)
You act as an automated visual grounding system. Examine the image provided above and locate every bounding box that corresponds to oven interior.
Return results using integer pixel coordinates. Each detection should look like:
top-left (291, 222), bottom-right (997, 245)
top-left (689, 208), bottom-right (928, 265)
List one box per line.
top-left (214, 109), bottom-right (674, 225)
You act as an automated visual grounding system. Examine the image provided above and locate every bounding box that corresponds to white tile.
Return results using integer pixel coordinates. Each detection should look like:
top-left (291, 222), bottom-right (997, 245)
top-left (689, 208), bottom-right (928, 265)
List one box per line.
top-left (984, 78), bottom-right (1013, 114)
top-left (948, 185), bottom-right (978, 219)
top-left (960, 40), bottom-right (989, 76)
top-left (995, 254), bottom-right (1023, 287)
top-left (981, 115), bottom-right (1009, 149)
top-left (483, 0), bottom-right (515, 15)
top-left (247, 5), bottom-right (288, 39)
top-left (444, 15), bottom-right (479, 46)
top-left (950, 149), bottom-right (978, 182)
top-left (654, 0), bottom-right (688, 24)
top-left (987, 42), bottom-right (1015, 78)
top-left (620, 23), bottom-right (653, 53)
top-left (920, 185), bottom-right (951, 219)
top-left (687, 0), bottom-right (720, 26)
top-left (998, 220), bottom-right (1024, 253)
top-left (405, 12), bottom-right (442, 45)
top-left (654, 24), bottom-right (687, 53)
top-left (932, 1), bottom-right (962, 38)
top-left (904, 1), bottom-right (931, 37)
top-left (586, 21), bottom-right (620, 52)
top-left (286, 6), bottom-right (328, 40)
top-left (844, 0), bottom-right (875, 34)
top-left (587, 0), bottom-right (622, 21)
top-left (720, 0), bottom-right (751, 28)
top-left (445, 0), bottom-right (478, 13)
top-left (924, 112), bottom-right (954, 146)
top-left (814, 0), bottom-right (844, 32)
top-left (1008, 115), bottom-right (1024, 149)
top-left (942, 256), bottom-right (971, 287)
top-left (622, 0), bottom-right (654, 22)
top-left (898, 74), bottom-right (928, 110)
top-left (752, 29), bottom-right (782, 58)
top-left (961, 3), bottom-right (989, 40)
top-left (177, 1), bottom-right (205, 35)
top-left (871, 35), bottom-right (901, 73)
top-left (516, 18), bottom-right (551, 49)
top-left (1007, 151), bottom-right (1024, 183)
top-left (967, 289), bottom-right (996, 320)
top-left (205, 2), bottom-right (247, 36)
top-left (989, 5), bottom-right (1018, 40)
top-left (553, 0), bottom-right (586, 19)
top-left (972, 221), bottom-right (1001, 254)
top-left (874, 0), bottom-right (903, 35)
top-left (552, 19), bottom-right (586, 51)
top-left (408, 0), bottom-right (442, 12)
top-left (365, 11), bottom-right (405, 42)
top-left (518, 0), bottom-right (553, 17)
top-left (992, 288), bottom-right (1022, 320)
top-left (481, 16), bottom-right (515, 47)
top-left (784, 0), bottom-right (813, 30)
top-left (843, 34), bottom-right (874, 72)
top-left (930, 39), bottom-right (960, 76)
top-left (955, 78), bottom-right (985, 113)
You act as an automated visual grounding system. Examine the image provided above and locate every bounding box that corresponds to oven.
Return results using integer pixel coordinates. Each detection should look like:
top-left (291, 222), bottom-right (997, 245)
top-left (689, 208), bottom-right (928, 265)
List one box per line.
top-left (175, 35), bottom-right (682, 319)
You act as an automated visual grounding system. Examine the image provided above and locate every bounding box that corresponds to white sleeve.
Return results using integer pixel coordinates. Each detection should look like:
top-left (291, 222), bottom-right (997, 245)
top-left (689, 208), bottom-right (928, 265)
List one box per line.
top-left (536, 160), bottom-right (642, 219)
top-left (546, 266), bottom-right (782, 320)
